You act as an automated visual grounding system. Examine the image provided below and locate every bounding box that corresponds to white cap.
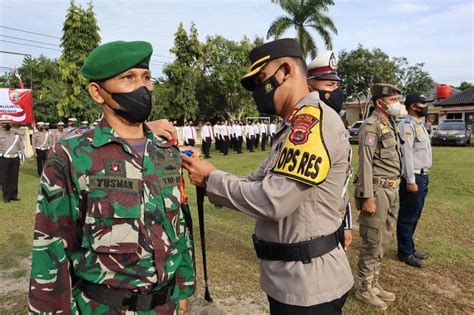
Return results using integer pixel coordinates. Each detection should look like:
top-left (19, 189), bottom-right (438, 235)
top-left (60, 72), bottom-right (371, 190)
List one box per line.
top-left (307, 51), bottom-right (341, 81)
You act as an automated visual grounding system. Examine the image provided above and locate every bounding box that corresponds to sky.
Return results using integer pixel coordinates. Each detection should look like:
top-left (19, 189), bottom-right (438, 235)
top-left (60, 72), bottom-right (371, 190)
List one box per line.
top-left (0, 0), bottom-right (472, 87)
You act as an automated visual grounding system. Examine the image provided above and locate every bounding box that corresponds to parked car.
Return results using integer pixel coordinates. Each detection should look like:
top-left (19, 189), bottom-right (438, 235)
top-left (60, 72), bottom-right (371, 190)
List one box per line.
top-left (431, 120), bottom-right (471, 146)
top-left (347, 120), bottom-right (363, 144)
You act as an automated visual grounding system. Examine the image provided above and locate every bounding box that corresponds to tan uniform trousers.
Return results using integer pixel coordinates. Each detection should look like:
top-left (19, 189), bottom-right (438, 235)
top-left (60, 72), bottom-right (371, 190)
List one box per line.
top-left (357, 185), bottom-right (399, 278)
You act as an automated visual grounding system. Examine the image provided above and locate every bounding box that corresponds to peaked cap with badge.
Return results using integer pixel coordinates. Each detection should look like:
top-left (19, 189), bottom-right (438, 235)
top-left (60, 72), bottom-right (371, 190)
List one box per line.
top-left (371, 83), bottom-right (401, 99)
top-left (81, 40), bottom-right (153, 81)
top-left (241, 38), bottom-right (303, 91)
top-left (307, 51), bottom-right (341, 81)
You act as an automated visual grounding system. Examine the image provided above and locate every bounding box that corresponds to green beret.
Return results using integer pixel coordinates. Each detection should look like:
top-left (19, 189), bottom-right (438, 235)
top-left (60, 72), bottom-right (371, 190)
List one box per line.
top-left (81, 40), bottom-right (153, 81)
top-left (370, 83), bottom-right (401, 98)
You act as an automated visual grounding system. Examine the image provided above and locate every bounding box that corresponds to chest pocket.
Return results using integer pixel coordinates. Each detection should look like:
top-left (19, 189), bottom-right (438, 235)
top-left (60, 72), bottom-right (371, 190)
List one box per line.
top-left (414, 127), bottom-right (427, 151)
top-left (82, 176), bottom-right (142, 254)
top-left (380, 136), bottom-right (397, 158)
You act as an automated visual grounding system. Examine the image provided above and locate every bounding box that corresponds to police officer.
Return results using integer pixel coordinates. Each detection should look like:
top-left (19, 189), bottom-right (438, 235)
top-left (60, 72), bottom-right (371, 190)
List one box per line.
top-left (307, 51), bottom-right (353, 250)
top-left (182, 38), bottom-right (353, 314)
top-left (66, 117), bottom-right (77, 132)
top-left (397, 93), bottom-right (432, 268)
top-left (32, 121), bottom-right (51, 176)
top-left (0, 121), bottom-right (24, 203)
top-left (29, 40), bottom-right (195, 314)
top-left (354, 83), bottom-right (402, 310)
top-left (81, 120), bottom-right (90, 129)
top-left (200, 120), bottom-right (214, 158)
top-left (50, 122), bottom-right (67, 144)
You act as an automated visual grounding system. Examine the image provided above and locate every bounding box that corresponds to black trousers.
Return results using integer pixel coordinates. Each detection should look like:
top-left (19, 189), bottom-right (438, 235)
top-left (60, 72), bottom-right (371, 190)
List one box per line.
top-left (236, 136), bottom-right (243, 153)
top-left (36, 148), bottom-right (47, 177)
top-left (0, 157), bottom-right (20, 201)
top-left (268, 292), bottom-right (349, 315)
top-left (261, 133), bottom-right (268, 151)
top-left (247, 136), bottom-right (254, 152)
top-left (255, 134), bottom-right (260, 147)
top-left (202, 137), bottom-right (212, 158)
top-left (184, 139), bottom-right (195, 146)
top-left (222, 136), bottom-right (230, 155)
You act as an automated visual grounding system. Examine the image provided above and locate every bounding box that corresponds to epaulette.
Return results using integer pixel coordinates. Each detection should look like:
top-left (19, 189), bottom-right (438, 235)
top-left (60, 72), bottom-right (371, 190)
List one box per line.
top-left (365, 115), bottom-right (377, 125)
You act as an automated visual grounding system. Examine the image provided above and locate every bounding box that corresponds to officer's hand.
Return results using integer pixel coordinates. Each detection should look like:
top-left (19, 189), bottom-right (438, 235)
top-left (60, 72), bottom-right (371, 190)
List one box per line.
top-left (146, 119), bottom-right (178, 145)
top-left (20, 160), bottom-right (24, 168)
top-left (179, 299), bottom-right (189, 315)
top-left (407, 183), bottom-right (418, 193)
top-left (181, 155), bottom-right (216, 188)
top-left (362, 197), bottom-right (376, 215)
top-left (343, 230), bottom-right (352, 250)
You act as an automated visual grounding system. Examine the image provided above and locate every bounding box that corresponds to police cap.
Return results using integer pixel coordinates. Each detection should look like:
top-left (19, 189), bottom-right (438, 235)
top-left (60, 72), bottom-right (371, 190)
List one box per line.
top-left (405, 93), bottom-right (433, 108)
top-left (371, 83), bottom-right (401, 99)
top-left (81, 40), bottom-right (153, 81)
top-left (307, 51), bottom-right (340, 81)
top-left (241, 38), bottom-right (303, 91)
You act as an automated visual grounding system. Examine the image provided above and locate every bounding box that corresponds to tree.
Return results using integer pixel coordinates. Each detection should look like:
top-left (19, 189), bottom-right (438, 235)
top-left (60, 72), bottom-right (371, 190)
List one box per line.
top-left (268, 0), bottom-right (337, 59)
top-left (200, 36), bottom-right (261, 120)
top-left (395, 57), bottom-right (433, 95)
top-left (454, 81), bottom-right (473, 91)
top-left (0, 56), bottom-right (63, 124)
top-left (338, 45), bottom-right (400, 117)
top-left (57, 0), bottom-right (101, 122)
top-left (162, 22), bottom-right (202, 121)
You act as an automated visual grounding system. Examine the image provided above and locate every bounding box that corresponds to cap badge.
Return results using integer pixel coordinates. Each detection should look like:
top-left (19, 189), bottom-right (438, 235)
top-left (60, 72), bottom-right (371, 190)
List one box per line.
top-left (265, 83), bottom-right (273, 93)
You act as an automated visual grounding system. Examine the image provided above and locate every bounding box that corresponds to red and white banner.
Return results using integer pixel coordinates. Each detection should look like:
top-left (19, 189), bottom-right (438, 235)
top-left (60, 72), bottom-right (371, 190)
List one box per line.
top-left (0, 88), bottom-right (34, 124)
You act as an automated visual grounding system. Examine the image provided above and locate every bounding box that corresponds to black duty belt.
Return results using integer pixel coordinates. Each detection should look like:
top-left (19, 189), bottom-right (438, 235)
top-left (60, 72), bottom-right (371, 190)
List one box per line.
top-left (253, 225), bottom-right (344, 264)
top-left (78, 278), bottom-right (175, 311)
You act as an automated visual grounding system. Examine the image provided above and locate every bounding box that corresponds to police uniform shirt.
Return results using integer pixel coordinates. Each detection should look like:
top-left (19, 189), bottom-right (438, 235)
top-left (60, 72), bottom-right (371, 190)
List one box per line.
top-left (183, 126), bottom-right (196, 141)
top-left (0, 130), bottom-right (24, 156)
top-left (234, 124), bottom-right (243, 137)
top-left (253, 123), bottom-right (260, 135)
top-left (269, 123), bottom-right (277, 136)
top-left (32, 130), bottom-right (50, 150)
top-left (259, 123), bottom-right (268, 134)
top-left (206, 92), bottom-right (354, 306)
top-left (399, 115), bottom-right (432, 184)
top-left (355, 110), bottom-right (402, 199)
top-left (247, 124), bottom-right (255, 137)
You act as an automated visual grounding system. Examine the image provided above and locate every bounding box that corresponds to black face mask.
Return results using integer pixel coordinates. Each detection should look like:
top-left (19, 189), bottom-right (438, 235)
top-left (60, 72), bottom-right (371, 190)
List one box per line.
top-left (102, 85), bottom-right (152, 123)
top-left (416, 106), bottom-right (428, 117)
top-left (252, 67), bottom-right (284, 115)
top-left (318, 88), bottom-right (345, 113)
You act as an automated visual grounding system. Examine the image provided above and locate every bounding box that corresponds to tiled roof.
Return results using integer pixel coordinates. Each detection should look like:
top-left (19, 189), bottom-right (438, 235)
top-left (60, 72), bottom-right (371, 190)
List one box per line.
top-left (434, 87), bottom-right (474, 106)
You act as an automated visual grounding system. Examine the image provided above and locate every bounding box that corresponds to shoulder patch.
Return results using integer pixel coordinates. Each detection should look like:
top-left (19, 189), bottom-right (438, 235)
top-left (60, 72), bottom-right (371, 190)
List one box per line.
top-left (364, 132), bottom-right (377, 146)
top-left (403, 131), bottom-right (412, 141)
top-left (272, 105), bottom-right (331, 186)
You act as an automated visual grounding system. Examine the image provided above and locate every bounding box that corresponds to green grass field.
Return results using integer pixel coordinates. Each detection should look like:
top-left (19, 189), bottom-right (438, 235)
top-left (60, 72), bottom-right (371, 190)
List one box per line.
top-left (1, 145), bottom-right (473, 314)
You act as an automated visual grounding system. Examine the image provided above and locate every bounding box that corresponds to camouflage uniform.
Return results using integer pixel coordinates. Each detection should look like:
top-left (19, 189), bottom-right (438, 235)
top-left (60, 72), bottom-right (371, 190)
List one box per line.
top-left (29, 119), bottom-right (195, 314)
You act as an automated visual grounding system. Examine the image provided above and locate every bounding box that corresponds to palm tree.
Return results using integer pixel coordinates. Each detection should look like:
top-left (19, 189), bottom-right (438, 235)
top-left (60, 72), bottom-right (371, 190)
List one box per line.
top-left (267, 0), bottom-right (338, 59)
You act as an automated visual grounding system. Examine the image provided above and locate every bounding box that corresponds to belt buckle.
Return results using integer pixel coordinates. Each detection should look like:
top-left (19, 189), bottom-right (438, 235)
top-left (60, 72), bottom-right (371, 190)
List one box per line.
top-left (299, 241), bottom-right (312, 264)
top-left (388, 180), bottom-right (396, 189)
top-left (129, 292), bottom-right (152, 311)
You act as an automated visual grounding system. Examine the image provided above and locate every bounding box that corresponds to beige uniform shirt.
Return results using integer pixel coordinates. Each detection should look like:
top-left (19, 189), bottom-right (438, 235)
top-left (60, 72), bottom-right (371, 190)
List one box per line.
top-left (355, 111), bottom-right (402, 199)
top-left (32, 131), bottom-right (51, 150)
top-left (206, 92), bottom-right (354, 306)
top-left (0, 130), bottom-right (24, 156)
top-left (50, 129), bottom-right (67, 144)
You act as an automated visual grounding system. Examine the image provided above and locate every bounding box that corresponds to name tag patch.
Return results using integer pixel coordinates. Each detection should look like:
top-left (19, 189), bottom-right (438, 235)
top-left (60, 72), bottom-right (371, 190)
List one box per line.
top-left (89, 176), bottom-right (139, 192)
top-left (272, 105), bottom-right (330, 186)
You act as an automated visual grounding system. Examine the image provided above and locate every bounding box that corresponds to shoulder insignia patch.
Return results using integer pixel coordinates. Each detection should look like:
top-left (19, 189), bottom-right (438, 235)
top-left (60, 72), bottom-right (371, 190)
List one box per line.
top-left (403, 131), bottom-right (412, 141)
top-left (272, 105), bottom-right (331, 186)
top-left (364, 132), bottom-right (377, 146)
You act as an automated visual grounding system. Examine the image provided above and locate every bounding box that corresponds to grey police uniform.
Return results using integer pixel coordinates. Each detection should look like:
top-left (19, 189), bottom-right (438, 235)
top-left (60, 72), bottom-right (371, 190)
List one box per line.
top-left (0, 128), bottom-right (24, 201)
top-left (206, 92), bottom-right (354, 306)
top-left (355, 110), bottom-right (401, 278)
top-left (399, 115), bottom-right (432, 183)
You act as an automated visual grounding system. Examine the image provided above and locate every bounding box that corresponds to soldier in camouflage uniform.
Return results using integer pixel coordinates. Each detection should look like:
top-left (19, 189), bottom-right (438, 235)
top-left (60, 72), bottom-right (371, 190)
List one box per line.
top-left (29, 40), bottom-right (195, 314)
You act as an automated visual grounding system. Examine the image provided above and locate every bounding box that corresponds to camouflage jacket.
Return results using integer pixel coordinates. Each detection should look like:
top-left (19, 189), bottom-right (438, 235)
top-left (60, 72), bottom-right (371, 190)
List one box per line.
top-left (28, 119), bottom-right (195, 314)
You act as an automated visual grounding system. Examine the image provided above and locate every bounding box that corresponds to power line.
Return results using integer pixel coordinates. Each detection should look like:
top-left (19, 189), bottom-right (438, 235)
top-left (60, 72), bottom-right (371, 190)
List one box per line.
top-left (0, 35), bottom-right (59, 47)
top-left (0, 25), bottom-right (61, 39)
top-left (153, 54), bottom-right (174, 60)
top-left (0, 39), bottom-right (61, 51)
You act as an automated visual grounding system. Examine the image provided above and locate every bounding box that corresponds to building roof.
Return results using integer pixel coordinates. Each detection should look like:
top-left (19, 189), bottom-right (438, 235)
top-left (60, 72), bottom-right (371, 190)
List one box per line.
top-left (434, 87), bottom-right (474, 106)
